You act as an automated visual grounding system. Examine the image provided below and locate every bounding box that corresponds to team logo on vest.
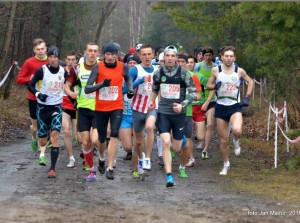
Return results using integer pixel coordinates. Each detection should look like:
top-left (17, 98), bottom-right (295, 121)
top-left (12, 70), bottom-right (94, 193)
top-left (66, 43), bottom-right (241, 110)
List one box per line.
top-left (231, 76), bottom-right (238, 82)
top-left (161, 76), bottom-right (166, 82)
top-left (58, 76), bottom-right (62, 80)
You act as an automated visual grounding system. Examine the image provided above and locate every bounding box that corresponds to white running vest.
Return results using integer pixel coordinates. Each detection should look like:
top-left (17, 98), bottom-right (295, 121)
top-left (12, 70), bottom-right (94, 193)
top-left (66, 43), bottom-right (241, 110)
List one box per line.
top-left (131, 64), bottom-right (158, 113)
top-left (216, 65), bottom-right (241, 106)
top-left (38, 65), bottom-right (65, 105)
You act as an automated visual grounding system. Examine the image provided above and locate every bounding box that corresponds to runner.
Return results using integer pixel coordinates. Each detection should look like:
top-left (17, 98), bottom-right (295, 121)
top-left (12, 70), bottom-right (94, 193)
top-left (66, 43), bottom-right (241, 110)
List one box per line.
top-left (85, 42), bottom-right (133, 180)
top-left (206, 46), bottom-right (254, 175)
top-left (64, 42), bottom-right (102, 182)
top-left (130, 44), bottom-right (158, 178)
top-left (16, 38), bottom-right (48, 164)
top-left (148, 45), bottom-right (197, 187)
top-left (27, 46), bottom-right (68, 178)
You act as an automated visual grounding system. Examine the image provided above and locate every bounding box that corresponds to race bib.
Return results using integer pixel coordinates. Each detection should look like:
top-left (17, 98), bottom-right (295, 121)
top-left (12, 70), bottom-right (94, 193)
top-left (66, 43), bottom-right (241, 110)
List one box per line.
top-left (160, 83), bottom-right (180, 99)
top-left (219, 82), bottom-right (238, 98)
top-left (137, 82), bottom-right (152, 96)
top-left (99, 86), bottom-right (119, 101)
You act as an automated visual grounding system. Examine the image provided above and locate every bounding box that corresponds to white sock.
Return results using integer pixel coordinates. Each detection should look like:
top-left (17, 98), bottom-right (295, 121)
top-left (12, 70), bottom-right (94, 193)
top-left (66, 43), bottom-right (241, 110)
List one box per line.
top-left (157, 136), bottom-right (162, 157)
top-left (224, 161), bottom-right (230, 167)
top-left (179, 165), bottom-right (185, 170)
top-left (99, 155), bottom-right (105, 161)
top-left (69, 156), bottom-right (75, 162)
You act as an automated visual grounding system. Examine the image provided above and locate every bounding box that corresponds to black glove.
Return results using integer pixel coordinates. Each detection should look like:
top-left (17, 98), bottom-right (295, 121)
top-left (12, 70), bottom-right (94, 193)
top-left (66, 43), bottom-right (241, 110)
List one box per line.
top-left (240, 96), bottom-right (250, 107)
top-left (127, 90), bottom-right (134, 99)
top-left (214, 81), bottom-right (222, 90)
top-left (103, 79), bottom-right (111, 87)
top-left (38, 93), bottom-right (48, 102)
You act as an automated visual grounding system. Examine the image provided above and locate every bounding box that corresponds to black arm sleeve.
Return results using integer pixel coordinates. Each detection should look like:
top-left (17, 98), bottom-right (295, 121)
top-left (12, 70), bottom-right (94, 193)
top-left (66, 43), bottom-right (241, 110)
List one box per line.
top-left (123, 64), bottom-right (133, 92)
top-left (27, 67), bottom-right (44, 95)
top-left (84, 64), bottom-right (105, 94)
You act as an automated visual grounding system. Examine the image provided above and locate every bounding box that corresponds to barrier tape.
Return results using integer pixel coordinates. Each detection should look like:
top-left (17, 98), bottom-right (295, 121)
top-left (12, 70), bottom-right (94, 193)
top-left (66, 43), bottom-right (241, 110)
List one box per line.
top-left (254, 78), bottom-right (262, 85)
top-left (0, 61), bottom-right (17, 87)
top-left (277, 123), bottom-right (300, 144)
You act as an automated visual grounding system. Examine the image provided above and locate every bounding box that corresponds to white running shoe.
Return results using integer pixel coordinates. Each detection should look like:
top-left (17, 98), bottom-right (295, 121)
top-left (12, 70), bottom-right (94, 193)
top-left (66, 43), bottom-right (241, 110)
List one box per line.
top-left (197, 141), bottom-right (204, 149)
top-left (143, 158), bottom-right (151, 170)
top-left (138, 159), bottom-right (144, 174)
top-left (219, 165), bottom-right (230, 175)
top-left (233, 138), bottom-right (241, 156)
top-left (67, 160), bottom-right (75, 168)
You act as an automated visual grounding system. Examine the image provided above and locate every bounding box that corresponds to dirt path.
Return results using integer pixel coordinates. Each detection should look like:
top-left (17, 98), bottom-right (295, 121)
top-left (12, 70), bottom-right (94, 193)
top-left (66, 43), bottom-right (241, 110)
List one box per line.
top-left (0, 133), bottom-right (299, 223)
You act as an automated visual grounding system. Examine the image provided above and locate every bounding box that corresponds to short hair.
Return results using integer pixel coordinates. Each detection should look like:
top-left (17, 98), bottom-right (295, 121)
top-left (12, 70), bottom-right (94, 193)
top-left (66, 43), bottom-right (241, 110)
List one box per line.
top-left (222, 46), bottom-right (236, 56)
top-left (86, 42), bottom-right (99, 50)
top-left (187, 55), bottom-right (197, 63)
top-left (139, 44), bottom-right (153, 52)
top-left (32, 38), bottom-right (46, 48)
top-left (65, 50), bottom-right (77, 57)
top-left (177, 54), bottom-right (188, 63)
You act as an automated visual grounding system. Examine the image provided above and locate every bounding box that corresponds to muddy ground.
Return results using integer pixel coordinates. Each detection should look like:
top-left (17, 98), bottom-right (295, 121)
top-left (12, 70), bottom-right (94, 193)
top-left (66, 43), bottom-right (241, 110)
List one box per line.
top-left (0, 130), bottom-right (299, 223)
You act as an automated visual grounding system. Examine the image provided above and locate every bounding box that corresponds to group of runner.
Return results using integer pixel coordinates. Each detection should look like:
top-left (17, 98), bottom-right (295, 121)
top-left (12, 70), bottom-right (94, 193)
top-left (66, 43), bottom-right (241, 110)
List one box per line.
top-left (16, 38), bottom-right (253, 187)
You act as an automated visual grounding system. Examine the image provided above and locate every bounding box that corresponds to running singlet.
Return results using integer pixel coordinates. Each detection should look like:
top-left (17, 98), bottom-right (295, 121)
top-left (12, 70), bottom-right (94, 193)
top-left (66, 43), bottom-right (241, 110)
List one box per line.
top-left (76, 62), bottom-right (96, 110)
top-left (95, 61), bottom-right (124, 111)
top-left (199, 61), bottom-right (216, 102)
top-left (131, 64), bottom-right (158, 113)
top-left (216, 65), bottom-right (241, 106)
top-left (37, 65), bottom-right (65, 105)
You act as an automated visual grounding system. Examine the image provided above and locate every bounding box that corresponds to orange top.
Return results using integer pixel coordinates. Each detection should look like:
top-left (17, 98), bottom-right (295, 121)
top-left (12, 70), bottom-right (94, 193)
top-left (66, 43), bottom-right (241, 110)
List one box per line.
top-left (95, 61), bottom-right (124, 111)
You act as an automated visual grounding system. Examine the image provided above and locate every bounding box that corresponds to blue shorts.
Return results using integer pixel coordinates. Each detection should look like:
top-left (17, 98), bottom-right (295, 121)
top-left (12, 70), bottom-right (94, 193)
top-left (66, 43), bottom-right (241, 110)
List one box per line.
top-left (120, 114), bottom-right (133, 129)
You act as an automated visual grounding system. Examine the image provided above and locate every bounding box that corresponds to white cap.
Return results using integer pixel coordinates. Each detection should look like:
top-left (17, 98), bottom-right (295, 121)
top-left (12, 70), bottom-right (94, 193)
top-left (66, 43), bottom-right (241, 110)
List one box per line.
top-left (158, 52), bottom-right (164, 61)
top-left (135, 43), bottom-right (143, 51)
top-left (164, 45), bottom-right (178, 54)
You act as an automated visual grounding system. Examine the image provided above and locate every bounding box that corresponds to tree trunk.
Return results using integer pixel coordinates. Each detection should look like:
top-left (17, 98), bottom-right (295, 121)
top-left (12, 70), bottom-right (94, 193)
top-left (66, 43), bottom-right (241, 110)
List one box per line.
top-left (94, 2), bottom-right (118, 44)
top-left (39, 2), bottom-right (51, 42)
top-left (55, 3), bottom-right (67, 49)
top-left (0, 2), bottom-right (17, 100)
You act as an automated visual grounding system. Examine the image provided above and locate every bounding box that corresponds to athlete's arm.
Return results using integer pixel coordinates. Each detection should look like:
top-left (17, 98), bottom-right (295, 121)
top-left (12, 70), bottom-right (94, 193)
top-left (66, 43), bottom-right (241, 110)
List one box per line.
top-left (129, 66), bottom-right (143, 90)
top-left (84, 64), bottom-right (107, 94)
top-left (206, 67), bottom-right (218, 90)
top-left (240, 68), bottom-right (254, 96)
top-left (123, 64), bottom-right (133, 92)
top-left (184, 70), bottom-right (197, 106)
top-left (27, 67), bottom-right (43, 95)
top-left (16, 61), bottom-right (31, 85)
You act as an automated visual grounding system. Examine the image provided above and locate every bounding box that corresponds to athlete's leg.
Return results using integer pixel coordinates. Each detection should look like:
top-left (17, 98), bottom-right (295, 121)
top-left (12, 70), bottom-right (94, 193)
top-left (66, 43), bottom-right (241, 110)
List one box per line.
top-left (203, 107), bottom-right (215, 152)
top-left (62, 112), bottom-right (74, 158)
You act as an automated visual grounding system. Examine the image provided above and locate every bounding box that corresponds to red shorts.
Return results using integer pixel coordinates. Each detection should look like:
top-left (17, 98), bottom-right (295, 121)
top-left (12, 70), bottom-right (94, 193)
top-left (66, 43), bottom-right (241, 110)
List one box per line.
top-left (192, 105), bottom-right (206, 123)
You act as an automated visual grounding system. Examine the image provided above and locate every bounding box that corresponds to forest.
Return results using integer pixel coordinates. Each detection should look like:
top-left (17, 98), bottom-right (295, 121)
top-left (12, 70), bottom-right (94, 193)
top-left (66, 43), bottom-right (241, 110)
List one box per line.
top-left (0, 1), bottom-right (299, 127)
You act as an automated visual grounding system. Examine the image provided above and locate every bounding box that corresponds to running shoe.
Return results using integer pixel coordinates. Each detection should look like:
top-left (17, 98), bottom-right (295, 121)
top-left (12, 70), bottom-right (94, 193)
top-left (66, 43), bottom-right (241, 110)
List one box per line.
top-left (166, 174), bottom-right (176, 188)
top-left (201, 151), bottom-right (209, 160)
top-left (48, 169), bottom-right (56, 178)
top-left (233, 138), bottom-right (241, 156)
top-left (39, 156), bottom-right (46, 166)
top-left (179, 168), bottom-right (188, 178)
top-left (132, 170), bottom-right (139, 179)
top-left (157, 156), bottom-right (164, 167)
top-left (170, 147), bottom-right (176, 158)
top-left (31, 139), bottom-right (38, 152)
top-left (219, 165), bottom-right (230, 175)
top-left (197, 141), bottom-right (204, 149)
top-left (123, 151), bottom-right (132, 160)
top-left (98, 159), bottom-right (106, 174)
top-left (86, 171), bottom-right (96, 182)
top-left (138, 159), bottom-right (144, 174)
top-left (106, 169), bottom-right (114, 180)
top-left (143, 158), bottom-right (151, 171)
top-left (186, 158), bottom-right (195, 167)
top-left (82, 161), bottom-right (90, 171)
top-left (67, 160), bottom-right (75, 168)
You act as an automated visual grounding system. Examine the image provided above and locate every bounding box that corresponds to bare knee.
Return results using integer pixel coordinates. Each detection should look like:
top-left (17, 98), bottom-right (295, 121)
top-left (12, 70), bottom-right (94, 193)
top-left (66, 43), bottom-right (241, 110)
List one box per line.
top-left (232, 128), bottom-right (242, 138)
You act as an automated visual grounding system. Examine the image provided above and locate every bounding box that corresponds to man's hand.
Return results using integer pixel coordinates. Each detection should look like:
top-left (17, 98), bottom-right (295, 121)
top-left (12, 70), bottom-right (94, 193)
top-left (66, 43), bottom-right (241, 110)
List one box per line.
top-left (103, 79), bottom-right (111, 87)
top-left (173, 103), bottom-right (183, 113)
top-left (37, 93), bottom-right (48, 102)
top-left (214, 81), bottom-right (222, 90)
top-left (69, 92), bottom-right (78, 99)
top-left (240, 96), bottom-right (250, 107)
top-left (148, 102), bottom-right (155, 112)
top-left (127, 90), bottom-right (134, 99)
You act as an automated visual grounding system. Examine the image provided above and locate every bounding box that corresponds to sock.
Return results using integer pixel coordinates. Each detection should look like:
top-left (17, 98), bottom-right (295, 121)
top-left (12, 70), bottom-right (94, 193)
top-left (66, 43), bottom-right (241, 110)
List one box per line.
top-left (69, 155), bottom-right (75, 162)
top-left (83, 149), bottom-right (94, 169)
top-left (224, 161), bottom-right (230, 167)
top-left (50, 147), bottom-right (59, 170)
top-left (179, 165), bottom-right (185, 170)
top-left (40, 153), bottom-right (45, 158)
top-left (157, 136), bottom-right (162, 157)
top-left (98, 155), bottom-right (105, 161)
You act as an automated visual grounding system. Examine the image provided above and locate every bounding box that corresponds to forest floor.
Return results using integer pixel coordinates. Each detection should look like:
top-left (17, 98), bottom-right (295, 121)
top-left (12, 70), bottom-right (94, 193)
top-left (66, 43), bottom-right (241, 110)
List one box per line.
top-left (0, 87), bottom-right (300, 222)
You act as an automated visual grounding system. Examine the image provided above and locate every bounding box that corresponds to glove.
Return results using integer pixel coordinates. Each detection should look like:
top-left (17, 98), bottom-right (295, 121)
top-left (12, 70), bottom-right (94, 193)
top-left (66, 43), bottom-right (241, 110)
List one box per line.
top-left (103, 79), bottom-right (111, 87)
top-left (240, 96), bottom-right (250, 107)
top-left (37, 93), bottom-right (48, 102)
top-left (127, 90), bottom-right (134, 99)
top-left (214, 81), bottom-right (222, 90)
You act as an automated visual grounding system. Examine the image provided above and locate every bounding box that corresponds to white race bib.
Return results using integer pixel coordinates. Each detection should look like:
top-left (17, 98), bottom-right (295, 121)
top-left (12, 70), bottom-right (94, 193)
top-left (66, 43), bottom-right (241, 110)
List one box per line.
top-left (160, 83), bottom-right (180, 99)
top-left (137, 82), bottom-right (152, 96)
top-left (99, 86), bottom-right (119, 101)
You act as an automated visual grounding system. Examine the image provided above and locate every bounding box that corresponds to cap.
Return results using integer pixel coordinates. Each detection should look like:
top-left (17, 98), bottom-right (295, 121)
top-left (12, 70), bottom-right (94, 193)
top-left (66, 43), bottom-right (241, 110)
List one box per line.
top-left (128, 47), bottom-right (136, 54)
top-left (158, 52), bottom-right (164, 62)
top-left (102, 42), bottom-right (118, 54)
top-left (135, 43), bottom-right (143, 51)
top-left (164, 45), bottom-right (178, 55)
top-left (47, 46), bottom-right (60, 58)
top-left (126, 54), bottom-right (140, 64)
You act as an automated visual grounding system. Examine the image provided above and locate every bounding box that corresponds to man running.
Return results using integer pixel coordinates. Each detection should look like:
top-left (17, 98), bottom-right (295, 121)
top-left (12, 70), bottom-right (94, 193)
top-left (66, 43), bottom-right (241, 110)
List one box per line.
top-left (206, 46), bottom-right (253, 175)
top-left (148, 45), bottom-right (197, 187)
top-left (85, 42), bottom-right (133, 180)
top-left (27, 46), bottom-right (68, 178)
